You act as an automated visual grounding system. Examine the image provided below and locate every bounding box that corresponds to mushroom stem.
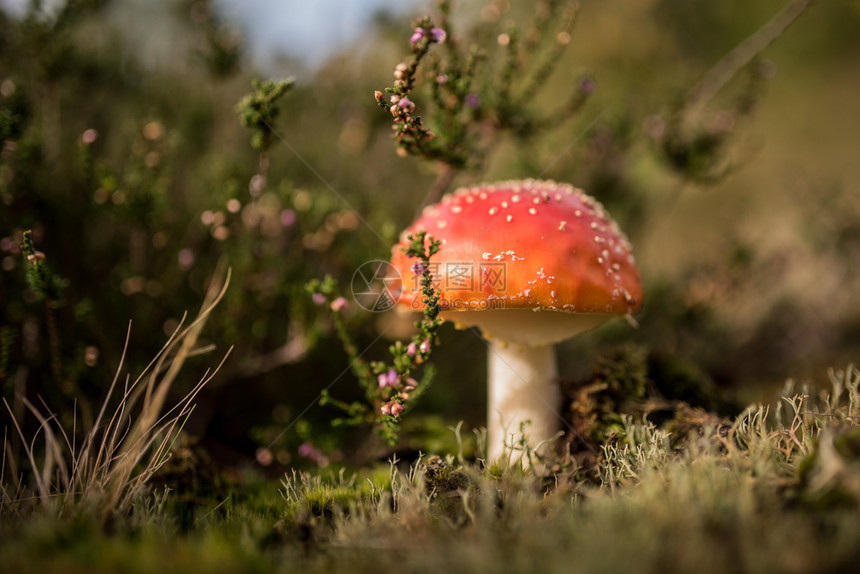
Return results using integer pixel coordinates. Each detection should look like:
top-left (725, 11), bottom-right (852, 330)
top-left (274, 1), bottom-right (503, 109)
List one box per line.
top-left (487, 339), bottom-right (560, 462)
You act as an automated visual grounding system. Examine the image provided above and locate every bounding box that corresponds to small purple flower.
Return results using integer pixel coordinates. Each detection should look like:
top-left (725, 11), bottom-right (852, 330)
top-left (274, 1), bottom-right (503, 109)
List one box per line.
top-left (390, 402), bottom-right (404, 417)
top-left (312, 292), bottom-right (326, 306)
top-left (81, 129), bottom-right (98, 145)
top-left (429, 28), bottom-right (446, 43)
top-left (330, 297), bottom-right (348, 312)
top-left (411, 261), bottom-right (427, 276)
top-left (378, 368), bottom-right (398, 388)
top-left (177, 248), bottom-right (195, 270)
top-left (398, 97), bottom-right (415, 113)
top-left (380, 403), bottom-right (391, 416)
top-left (280, 209), bottom-right (296, 227)
top-left (411, 27), bottom-right (446, 44)
top-left (465, 93), bottom-right (481, 110)
top-left (407, 341), bottom-right (418, 357)
top-left (419, 339), bottom-right (430, 354)
top-left (298, 442), bottom-right (330, 467)
top-left (298, 442), bottom-right (313, 457)
top-left (579, 77), bottom-right (595, 95)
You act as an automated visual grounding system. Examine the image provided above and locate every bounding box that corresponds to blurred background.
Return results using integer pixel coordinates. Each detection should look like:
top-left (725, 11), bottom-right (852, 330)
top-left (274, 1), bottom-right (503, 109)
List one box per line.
top-left (1, 0), bottom-right (859, 476)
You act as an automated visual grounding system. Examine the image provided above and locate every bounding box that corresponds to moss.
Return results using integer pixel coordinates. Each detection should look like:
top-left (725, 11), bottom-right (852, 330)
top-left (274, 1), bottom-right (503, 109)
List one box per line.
top-left (562, 346), bottom-right (737, 462)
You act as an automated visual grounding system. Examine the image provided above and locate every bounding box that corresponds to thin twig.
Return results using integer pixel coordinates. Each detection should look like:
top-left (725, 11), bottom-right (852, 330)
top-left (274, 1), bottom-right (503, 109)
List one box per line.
top-left (682, 0), bottom-right (817, 128)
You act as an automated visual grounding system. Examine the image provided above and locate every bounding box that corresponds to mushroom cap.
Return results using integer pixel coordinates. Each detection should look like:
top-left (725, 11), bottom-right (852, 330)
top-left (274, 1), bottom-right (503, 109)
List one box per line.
top-left (389, 179), bottom-right (643, 346)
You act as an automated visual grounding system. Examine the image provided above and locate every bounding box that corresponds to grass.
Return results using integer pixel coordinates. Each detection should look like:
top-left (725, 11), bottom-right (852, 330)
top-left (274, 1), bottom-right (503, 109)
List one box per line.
top-left (1, 267), bottom-right (232, 524)
top-left (3, 363), bottom-right (860, 573)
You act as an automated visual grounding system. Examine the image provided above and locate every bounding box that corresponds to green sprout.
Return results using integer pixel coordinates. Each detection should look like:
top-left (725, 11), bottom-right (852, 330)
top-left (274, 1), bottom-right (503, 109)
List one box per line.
top-left (236, 77), bottom-right (295, 153)
top-left (21, 230), bottom-right (67, 308)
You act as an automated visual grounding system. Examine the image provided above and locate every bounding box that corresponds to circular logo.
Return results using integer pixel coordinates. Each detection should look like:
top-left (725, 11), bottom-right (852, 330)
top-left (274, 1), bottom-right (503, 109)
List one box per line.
top-left (351, 260), bottom-right (402, 312)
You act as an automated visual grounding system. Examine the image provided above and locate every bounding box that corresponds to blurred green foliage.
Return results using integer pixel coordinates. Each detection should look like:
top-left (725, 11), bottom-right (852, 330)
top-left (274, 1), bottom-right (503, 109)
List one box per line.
top-left (0, 0), bottom-right (859, 477)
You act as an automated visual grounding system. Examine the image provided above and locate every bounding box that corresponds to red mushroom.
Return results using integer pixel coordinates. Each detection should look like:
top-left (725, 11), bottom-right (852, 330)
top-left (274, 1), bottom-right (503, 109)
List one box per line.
top-left (390, 179), bottom-right (642, 461)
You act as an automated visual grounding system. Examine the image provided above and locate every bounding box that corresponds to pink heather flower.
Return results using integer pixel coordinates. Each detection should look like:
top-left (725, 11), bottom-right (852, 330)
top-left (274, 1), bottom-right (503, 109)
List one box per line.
top-left (404, 377), bottom-right (418, 391)
top-left (81, 129), bottom-right (98, 145)
top-left (419, 339), bottom-right (431, 354)
top-left (280, 209), bottom-right (296, 227)
top-left (380, 403), bottom-right (391, 416)
top-left (255, 447), bottom-right (273, 466)
top-left (312, 292), bottom-right (326, 306)
top-left (378, 368), bottom-right (398, 388)
top-left (429, 28), bottom-right (446, 43)
top-left (398, 97), bottom-right (415, 113)
top-left (177, 248), bottom-right (195, 270)
top-left (390, 402), bottom-right (404, 417)
top-left (579, 77), bottom-right (595, 94)
top-left (411, 27), bottom-right (446, 44)
top-left (411, 261), bottom-right (427, 276)
top-left (330, 297), bottom-right (348, 312)
top-left (465, 94), bottom-right (481, 110)
top-left (298, 442), bottom-right (330, 467)
top-left (406, 341), bottom-right (418, 357)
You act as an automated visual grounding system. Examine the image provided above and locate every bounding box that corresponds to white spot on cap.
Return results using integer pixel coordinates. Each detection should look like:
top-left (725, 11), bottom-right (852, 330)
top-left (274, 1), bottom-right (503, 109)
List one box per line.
top-left (554, 194), bottom-right (562, 201)
top-left (451, 205), bottom-right (463, 213)
top-left (501, 201), bottom-right (509, 208)
top-left (511, 195), bottom-right (521, 203)
top-left (489, 207), bottom-right (498, 215)
top-left (528, 208), bottom-right (537, 215)
top-left (533, 196), bottom-right (542, 205)
top-left (506, 215), bottom-right (513, 222)
top-left (482, 252), bottom-right (492, 260)
top-left (437, 220), bottom-right (448, 229)
top-left (575, 209), bottom-right (582, 217)
top-left (558, 221), bottom-right (567, 231)
top-left (551, 290), bottom-right (557, 299)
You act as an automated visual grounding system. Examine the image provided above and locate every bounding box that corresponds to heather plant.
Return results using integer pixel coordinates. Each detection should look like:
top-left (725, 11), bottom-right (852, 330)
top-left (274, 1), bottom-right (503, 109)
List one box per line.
top-left (307, 231), bottom-right (442, 445)
top-left (375, 0), bottom-right (591, 202)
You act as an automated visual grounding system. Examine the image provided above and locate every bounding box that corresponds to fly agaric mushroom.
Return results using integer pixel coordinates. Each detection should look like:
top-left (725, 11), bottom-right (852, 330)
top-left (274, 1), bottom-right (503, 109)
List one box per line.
top-left (390, 179), bottom-right (642, 461)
